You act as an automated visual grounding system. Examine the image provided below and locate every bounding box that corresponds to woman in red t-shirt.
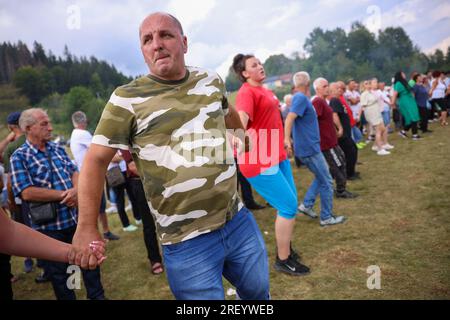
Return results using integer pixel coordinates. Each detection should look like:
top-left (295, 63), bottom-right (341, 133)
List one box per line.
top-left (232, 54), bottom-right (309, 276)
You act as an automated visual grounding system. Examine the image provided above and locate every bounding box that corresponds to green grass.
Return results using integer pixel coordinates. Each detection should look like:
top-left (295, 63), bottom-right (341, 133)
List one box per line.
top-left (10, 122), bottom-right (450, 300)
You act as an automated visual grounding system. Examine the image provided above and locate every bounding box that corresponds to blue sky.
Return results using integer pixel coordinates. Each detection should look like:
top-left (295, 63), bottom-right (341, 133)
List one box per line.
top-left (1, 0), bottom-right (449, 79)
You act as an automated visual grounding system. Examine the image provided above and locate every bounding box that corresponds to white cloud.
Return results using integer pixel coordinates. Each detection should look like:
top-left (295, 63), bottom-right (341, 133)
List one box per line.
top-left (426, 36), bottom-right (450, 54)
top-left (167, 0), bottom-right (216, 34)
top-left (0, 9), bottom-right (14, 29)
top-left (265, 2), bottom-right (301, 29)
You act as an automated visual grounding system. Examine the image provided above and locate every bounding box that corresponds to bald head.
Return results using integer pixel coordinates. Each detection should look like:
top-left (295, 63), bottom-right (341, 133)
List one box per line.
top-left (329, 82), bottom-right (340, 98)
top-left (139, 12), bottom-right (184, 38)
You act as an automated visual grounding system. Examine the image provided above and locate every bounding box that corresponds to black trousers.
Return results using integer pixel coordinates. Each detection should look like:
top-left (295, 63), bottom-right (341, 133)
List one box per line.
top-left (338, 136), bottom-right (358, 178)
top-left (322, 146), bottom-right (347, 193)
top-left (112, 173), bottom-right (141, 227)
top-left (0, 253), bottom-right (13, 300)
top-left (404, 121), bottom-right (418, 135)
top-left (235, 159), bottom-right (256, 206)
top-left (126, 177), bottom-right (162, 264)
top-left (418, 107), bottom-right (429, 132)
top-left (40, 226), bottom-right (105, 300)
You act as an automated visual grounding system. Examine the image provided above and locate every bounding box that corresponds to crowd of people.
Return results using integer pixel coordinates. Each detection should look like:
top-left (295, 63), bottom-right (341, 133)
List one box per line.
top-left (0, 12), bottom-right (449, 300)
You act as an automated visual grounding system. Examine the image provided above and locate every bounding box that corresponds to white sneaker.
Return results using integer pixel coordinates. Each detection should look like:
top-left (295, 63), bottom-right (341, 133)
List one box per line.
top-left (135, 219), bottom-right (142, 225)
top-left (105, 206), bottom-right (117, 214)
top-left (382, 144), bottom-right (394, 150)
top-left (123, 224), bottom-right (138, 232)
top-left (298, 203), bottom-right (318, 219)
top-left (371, 145), bottom-right (379, 151)
top-left (377, 149), bottom-right (391, 156)
top-left (320, 215), bottom-right (346, 227)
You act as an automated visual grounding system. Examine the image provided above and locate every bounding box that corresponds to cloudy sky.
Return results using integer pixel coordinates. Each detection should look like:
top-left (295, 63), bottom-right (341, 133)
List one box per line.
top-left (1, 0), bottom-right (449, 79)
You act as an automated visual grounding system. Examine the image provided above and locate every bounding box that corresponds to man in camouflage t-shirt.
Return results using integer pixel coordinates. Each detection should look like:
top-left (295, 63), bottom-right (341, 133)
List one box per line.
top-left (70, 12), bottom-right (269, 300)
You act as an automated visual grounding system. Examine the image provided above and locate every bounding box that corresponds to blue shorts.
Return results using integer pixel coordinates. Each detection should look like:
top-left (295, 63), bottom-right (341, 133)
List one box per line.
top-left (247, 159), bottom-right (298, 219)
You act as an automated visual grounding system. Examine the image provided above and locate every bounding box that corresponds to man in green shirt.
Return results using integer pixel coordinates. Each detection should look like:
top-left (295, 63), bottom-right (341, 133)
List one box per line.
top-left (71, 12), bottom-right (269, 300)
top-left (1, 112), bottom-right (36, 276)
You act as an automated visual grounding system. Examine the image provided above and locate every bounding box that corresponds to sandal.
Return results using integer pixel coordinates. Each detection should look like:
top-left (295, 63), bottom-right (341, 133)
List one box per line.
top-left (151, 262), bottom-right (164, 275)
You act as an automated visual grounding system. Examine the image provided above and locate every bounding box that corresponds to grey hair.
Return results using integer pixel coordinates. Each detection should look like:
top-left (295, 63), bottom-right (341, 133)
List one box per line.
top-left (313, 77), bottom-right (327, 91)
top-left (19, 108), bottom-right (47, 132)
top-left (293, 71), bottom-right (310, 87)
top-left (72, 111), bottom-right (87, 127)
top-left (283, 94), bottom-right (293, 103)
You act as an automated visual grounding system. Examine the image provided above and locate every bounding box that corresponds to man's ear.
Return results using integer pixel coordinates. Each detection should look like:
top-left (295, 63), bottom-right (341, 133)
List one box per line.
top-left (183, 35), bottom-right (188, 54)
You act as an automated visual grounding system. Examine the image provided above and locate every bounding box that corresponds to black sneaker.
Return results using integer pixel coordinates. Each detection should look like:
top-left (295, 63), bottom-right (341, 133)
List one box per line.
top-left (412, 134), bottom-right (422, 141)
top-left (290, 244), bottom-right (301, 262)
top-left (35, 271), bottom-right (50, 284)
top-left (274, 255), bottom-right (310, 276)
top-left (398, 130), bottom-right (408, 139)
top-left (335, 190), bottom-right (359, 199)
top-left (104, 231), bottom-right (120, 241)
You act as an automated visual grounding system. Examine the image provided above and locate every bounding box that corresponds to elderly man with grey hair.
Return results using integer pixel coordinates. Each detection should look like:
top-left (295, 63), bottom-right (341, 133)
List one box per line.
top-left (10, 108), bottom-right (106, 300)
top-left (285, 72), bottom-right (346, 227)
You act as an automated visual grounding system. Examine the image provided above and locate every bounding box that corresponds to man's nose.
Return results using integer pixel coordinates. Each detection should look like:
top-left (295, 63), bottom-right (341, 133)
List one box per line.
top-left (151, 35), bottom-right (163, 51)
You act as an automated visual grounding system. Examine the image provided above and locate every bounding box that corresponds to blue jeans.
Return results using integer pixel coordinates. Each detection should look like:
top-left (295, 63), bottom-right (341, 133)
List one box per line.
top-left (41, 226), bottom-right (105, 300)
top-left (300, 152), bottom-right (334, 221)
top-left (351, 126), bottom-right (363, 143)
top-left (162, 207), bottom-right (269, 300)
top-left (382, 110), bottom-right (391, 126)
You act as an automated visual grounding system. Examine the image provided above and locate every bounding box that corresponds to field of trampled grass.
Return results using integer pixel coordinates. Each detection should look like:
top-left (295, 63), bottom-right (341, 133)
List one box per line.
top-left (10, 122), bottom-right (450, 300)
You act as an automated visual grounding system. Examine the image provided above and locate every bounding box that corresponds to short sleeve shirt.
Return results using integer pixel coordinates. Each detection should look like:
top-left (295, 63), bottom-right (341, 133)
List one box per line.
top-left (70, 129), bottom-right (92, 170)
top-left (290, 93), bottom-right (321, 158)
top-left (10, 141), bottom-right (78, 231)
top-left (235, 83), bottom-right (287, 178)
top-left (330, 98), bottom-right (352, 139)
top-left (93, 67), bottom-right (242, 245)
top-left (311, 97), bottom-right (338, 151)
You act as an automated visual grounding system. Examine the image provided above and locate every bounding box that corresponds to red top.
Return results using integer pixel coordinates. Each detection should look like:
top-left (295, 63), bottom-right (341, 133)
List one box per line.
top-left (235, 83), bottom-right (287, 178)
top-left (340, 96), bottom-right (356, 127)
top-left (120, 150), bottom-right (139, 178)
top-left (311, 97), bottom-right (338, 151)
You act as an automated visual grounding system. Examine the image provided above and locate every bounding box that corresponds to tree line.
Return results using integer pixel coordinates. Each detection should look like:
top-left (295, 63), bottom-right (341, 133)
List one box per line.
top-left (225, 22), bottom-right (450, 96)
top-left (0, 41), bottom-right (132, 135)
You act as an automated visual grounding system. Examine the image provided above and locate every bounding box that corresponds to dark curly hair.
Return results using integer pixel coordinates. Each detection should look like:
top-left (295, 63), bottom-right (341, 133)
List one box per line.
top-left (232, 53), bottom-right (254, 83)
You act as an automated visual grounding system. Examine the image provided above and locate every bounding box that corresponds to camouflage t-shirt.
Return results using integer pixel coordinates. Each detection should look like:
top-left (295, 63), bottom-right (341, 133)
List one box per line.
top-left (93, 67), bottom-right (242, 245)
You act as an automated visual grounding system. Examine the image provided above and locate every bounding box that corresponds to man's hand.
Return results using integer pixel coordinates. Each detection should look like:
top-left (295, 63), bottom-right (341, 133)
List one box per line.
top-left (60, 188), bottom-right (77, 207)
top-left (6, 132), bottom-right (16, 143)
top-left (69, 225), bottom-right (104, 270)
top-left (128, 161), bottom-right (139, 176)
top-left (284, 137), bottom-right (294, 158)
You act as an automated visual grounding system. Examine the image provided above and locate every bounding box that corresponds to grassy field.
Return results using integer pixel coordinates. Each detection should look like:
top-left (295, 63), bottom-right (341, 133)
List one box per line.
top-left (10, 122), bottom-right (450, 300)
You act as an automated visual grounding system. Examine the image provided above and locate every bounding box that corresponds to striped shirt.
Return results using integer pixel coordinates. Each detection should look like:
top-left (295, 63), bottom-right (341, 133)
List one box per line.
top-left (11, 140), bottom-right (78, 231)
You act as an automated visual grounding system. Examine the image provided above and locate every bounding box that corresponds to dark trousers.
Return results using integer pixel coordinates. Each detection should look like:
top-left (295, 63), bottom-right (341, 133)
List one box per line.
top-left (112, 174), bottom-right (141, 227)
top-left (40, 226), bottom-right (105, 300)
top-left (322, 146), bottom-right (347, 193)
top-left (235, 159), bottom-right (256, 206)
top-left (418, 107), bottom-right (429, 132)
top-left (338, 136), bottom-right (358, 178)
top-left (404, 121), bottom-right (418, 135)
top-left (0, 253), bottom-right (13, 300)
top-left (126, 177), bottom-right (162, 264)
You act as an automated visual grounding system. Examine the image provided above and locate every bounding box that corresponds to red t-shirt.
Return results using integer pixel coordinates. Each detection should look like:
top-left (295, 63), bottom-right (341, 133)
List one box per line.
top-left (235, 83), bottom-right (287, 178)
top-left (340, 95), bottom-right (356, 127)
top-left (311, 96), bottom-right (338, 151)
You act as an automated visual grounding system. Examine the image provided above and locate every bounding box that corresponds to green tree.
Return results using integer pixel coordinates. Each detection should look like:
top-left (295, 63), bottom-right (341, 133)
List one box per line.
top-left (13, 66), bottom-right (44, 104)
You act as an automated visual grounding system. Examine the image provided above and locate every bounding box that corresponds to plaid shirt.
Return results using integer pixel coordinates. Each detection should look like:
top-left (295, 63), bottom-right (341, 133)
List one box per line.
top-left (11, 140), bottom-right (78, 231)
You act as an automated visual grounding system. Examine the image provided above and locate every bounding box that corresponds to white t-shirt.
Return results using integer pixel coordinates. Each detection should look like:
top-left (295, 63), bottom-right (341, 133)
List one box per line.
top-left (70, 128), bottom-right (92, 170)
top-left (376, 89), bottom-right (391, 112)
top-left (344, 90), bottom-right (362, 120)
top-left (431, 79), bottom-right (446, 99)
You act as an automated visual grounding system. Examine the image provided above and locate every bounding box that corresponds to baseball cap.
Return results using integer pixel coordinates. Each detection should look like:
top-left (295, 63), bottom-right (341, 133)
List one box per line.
top-left (6, 111), bottom-right (21, 125)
